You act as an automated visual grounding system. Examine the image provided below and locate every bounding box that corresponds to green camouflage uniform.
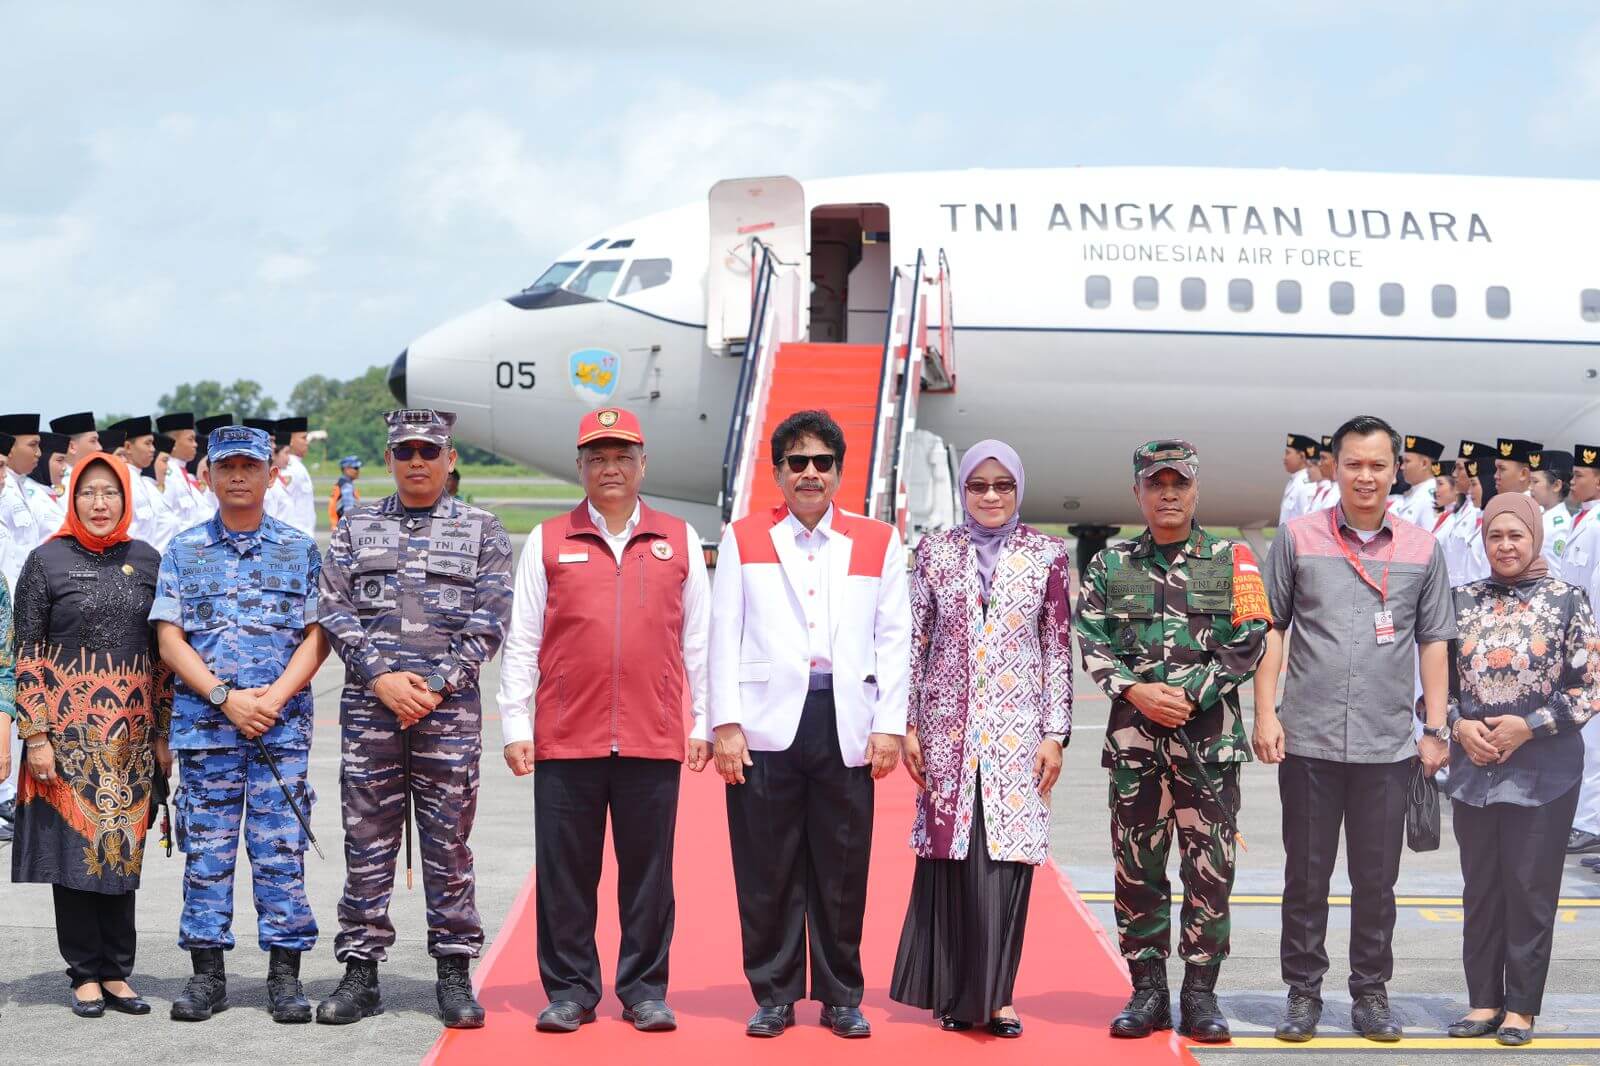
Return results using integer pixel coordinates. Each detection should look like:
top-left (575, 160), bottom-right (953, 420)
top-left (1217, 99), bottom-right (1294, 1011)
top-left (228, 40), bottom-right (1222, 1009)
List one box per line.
top-left (1075, 441), bottom-right (1270, 966)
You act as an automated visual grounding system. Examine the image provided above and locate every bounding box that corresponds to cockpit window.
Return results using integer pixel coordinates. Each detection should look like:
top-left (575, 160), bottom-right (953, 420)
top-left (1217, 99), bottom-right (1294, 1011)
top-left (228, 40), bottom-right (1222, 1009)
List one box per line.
top-left (608, 238), bottom-right (635, 249)
top-left (524, 261), bottom-right (580, 293)
top-left (618, 258), bottom-right (672, 296)
top-left (567, 259), bottom-right (624, 299)
top-left (586, 238), bottom-right (609, 250)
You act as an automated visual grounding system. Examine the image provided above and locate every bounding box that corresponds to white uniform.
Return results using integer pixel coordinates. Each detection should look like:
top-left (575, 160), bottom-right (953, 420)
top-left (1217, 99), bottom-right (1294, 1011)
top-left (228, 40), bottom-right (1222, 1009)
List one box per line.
top-left (1305, 479), bottom-right (1337, 513)
top-left (1279, 468), bottom-right (1311, 526)
top-left (1391, 479), bottom-right (1436, 528)
top-left (1543, 503), bottom-right (1573, 568)
top-left (1557, 502), bottom-right (1600, 585)
top-left (128, 472), bottom-right (178, 552)
top-left (0, 468), bottom-right (61, 584)
top-left (1564, 502), bottom-right (1600, 840)
top-left (265, 473), bottom-right (293, 527)
top-left (162, 454), bottom-right (210, 537)
top-left (280, 454), bottom-right (317, 537)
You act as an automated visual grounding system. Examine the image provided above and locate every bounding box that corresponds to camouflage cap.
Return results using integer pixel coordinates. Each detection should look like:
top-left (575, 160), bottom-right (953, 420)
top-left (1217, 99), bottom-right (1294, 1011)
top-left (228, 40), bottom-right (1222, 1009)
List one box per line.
top-left (385, 408), bottom-right (457, 447)
top-left (207, 425), bottom-right (272, 463)
top-left (1134, 439), bottom-right (1198, 480)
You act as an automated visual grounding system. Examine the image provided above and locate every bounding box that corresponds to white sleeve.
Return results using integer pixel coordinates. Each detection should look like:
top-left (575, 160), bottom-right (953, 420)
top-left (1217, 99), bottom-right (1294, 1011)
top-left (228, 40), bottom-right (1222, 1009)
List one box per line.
top-left (495, 525), bottom-right (547, 745)
top-left (708, 525), bottom-right (745, 729)
top-left (869, 528), bottom-right (911, 736)
top-left (680, 525), bottom-right (711, 742)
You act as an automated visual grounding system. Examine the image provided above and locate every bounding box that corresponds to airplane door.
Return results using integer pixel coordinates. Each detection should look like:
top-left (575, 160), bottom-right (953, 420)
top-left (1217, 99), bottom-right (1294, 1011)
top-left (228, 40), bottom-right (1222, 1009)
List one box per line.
top-left (707, 176), bottom-right (806, 352)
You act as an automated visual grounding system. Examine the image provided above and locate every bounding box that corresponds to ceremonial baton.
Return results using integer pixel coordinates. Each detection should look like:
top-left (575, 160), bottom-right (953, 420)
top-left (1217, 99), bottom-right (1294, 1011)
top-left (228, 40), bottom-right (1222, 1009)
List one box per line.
top-left (1172, 726), bottom-right (1246, 852)
top-left (401, 726), bottom-right (415, 890)
top-left (253, 738), bottom-right (326, 860)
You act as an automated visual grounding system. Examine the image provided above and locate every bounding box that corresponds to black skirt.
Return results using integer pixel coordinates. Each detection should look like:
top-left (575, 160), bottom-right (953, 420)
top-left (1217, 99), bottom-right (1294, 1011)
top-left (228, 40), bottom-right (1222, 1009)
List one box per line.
top-left (889, 789), bottom-right (1035, 1024)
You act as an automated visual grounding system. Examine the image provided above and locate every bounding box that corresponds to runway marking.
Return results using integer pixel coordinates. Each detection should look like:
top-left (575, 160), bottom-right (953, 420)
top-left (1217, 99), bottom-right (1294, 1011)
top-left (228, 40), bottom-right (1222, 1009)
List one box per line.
top-left (1077, 893), bottom-right (1600, 908)
top-left (1215, 1035), bottom-right (1600, 1050)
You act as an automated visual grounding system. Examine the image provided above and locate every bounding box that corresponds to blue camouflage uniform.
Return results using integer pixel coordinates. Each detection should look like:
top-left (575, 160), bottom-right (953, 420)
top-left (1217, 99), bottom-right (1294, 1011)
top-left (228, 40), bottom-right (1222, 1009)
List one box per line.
top-left (317, 409), bottom-right (513, 962)
top-left (150, 425), bottom-right (322, 953)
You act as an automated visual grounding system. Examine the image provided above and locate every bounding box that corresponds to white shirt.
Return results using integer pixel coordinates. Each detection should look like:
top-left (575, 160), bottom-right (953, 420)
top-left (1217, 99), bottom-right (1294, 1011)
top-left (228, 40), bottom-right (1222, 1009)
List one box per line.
top-left (162, 454), bottom-right (209, 535)
top-left (1557, 501), bottom-right (1600, 587)
top-left (1, 469), bottom-right (59, 563)
top-left (496, 501), bottom-right (711, 747)
top-left (1543, 502), bottom-right (1573, 567)
top-left (1393, 479), bottom-right (1435, 527)
top-left (282, 454), bottom-right (318, 537)
top-left (1305, 480), bottom-right (1337, 512)
top-left (784, 507), bottom-right (835, 674)
top-left (265, 474), bottom-right (293, 527)
top-left (128, 472), bottom-right (178, 552)
top-left (1279, 468), bottom-right (1311, 525)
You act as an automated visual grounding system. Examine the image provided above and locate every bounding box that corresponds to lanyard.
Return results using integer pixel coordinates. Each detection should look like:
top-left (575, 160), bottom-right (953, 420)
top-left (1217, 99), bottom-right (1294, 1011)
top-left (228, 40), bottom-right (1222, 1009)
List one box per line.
top-left (1328, 507), bottom-right (1395, 603)
top-left (1432, 509), bottom-right (1452, 534)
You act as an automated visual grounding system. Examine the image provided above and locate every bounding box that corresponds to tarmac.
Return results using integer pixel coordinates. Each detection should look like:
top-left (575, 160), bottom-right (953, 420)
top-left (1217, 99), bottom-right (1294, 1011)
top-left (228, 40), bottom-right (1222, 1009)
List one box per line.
top-left (3, 567), bottom-right (1600, 1064)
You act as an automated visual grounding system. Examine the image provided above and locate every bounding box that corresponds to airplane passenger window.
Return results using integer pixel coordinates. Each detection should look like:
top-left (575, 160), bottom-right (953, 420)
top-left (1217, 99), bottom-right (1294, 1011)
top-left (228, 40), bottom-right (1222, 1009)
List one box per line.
top-left (1432, 285), bottom-right (1456, 318)
top-left (523, 260), bottom-right (581, 293)
top-left (1486, 286), bottom-right (1511, 319)
top-left (567, 259), bottom-right (624, 299)
top-left (1086, 275), bottom-right (1111, 309)
top-left (1181, 277), bottom-right (1205, 311)
top-left (1583, 289), bottom-right (1600, 322)
top-left (1133, 276), bottom-right (1158, 310)
top-left (619, 258), bottom-right (673, 295)
top-left (1330, 281), bottom-right (1355, 315)
top-left (1277, 280), bottom-right (1302, 313)
top-left (1228, 279), bottom-right (1253, 312)
top-left (1380, 283), bottom-right (1404, 316)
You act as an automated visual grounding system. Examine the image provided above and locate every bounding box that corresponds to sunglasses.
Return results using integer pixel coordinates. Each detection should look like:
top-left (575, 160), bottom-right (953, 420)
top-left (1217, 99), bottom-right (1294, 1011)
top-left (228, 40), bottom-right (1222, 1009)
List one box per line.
top-left (779, 453), bottom-right (837, 474)
top-left (392, 443), bottom-right (444, 461)
top-left (964, 479), bottom-right (1017, 496)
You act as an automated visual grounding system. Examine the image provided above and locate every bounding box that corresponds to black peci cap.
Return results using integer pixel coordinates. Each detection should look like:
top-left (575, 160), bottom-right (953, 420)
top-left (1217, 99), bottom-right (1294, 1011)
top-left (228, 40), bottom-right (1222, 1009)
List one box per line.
top-left (156, 412), bottom-right (196, 433)
top-left (49, 411), bottom-right (97, 435)
top-left (1402, 435), bottom-right (1445, 460)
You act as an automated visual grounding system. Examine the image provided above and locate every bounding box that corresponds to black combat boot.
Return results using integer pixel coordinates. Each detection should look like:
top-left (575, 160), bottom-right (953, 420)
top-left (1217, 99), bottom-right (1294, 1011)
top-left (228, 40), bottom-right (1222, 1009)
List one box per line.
top-left (1109, 958), bottom-right (1172, 1038)
top-left (266, 947), bottom-right (312, 1023)
top-left (435, 956), bottom-right (485, 1029)
top-left (170, 948), bottom-right (229, 1022)
top-left (315, 959), bottom-right (382, 1025)
top-left (1177, 962), bottom-right (1230, 1043)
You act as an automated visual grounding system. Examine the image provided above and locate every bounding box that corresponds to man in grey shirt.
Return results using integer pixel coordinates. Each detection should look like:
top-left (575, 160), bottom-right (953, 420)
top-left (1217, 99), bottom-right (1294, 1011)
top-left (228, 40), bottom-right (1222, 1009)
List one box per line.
top-left (1254, 415), bottom-right (1456, 1044)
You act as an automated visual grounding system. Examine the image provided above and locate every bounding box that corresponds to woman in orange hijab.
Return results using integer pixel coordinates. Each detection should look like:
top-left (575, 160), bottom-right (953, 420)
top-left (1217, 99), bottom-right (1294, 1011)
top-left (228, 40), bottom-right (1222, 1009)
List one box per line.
top-left (7, 454), bottom-right (172, 1017)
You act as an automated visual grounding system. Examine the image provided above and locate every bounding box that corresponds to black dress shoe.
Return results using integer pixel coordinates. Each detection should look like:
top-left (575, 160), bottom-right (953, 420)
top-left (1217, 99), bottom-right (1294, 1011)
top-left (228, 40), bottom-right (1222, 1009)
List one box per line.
top-left (939, 1015), bottom-right (973, 1031)
top-left (988, 1016), bottom-right (1024, 1038)
top-left (71, 993), bottom-right (105, 1018)
top-left (621, 999), bottom-right (677, 1032)
top-left (1498, 1023), bottom-right (1534, 1046)
top-left (1351, 990), bottom-right (1402, 1042)
top-left (535, 1000), bottom-right (597, 1033)
top-left (745, 1003), bottom-right (795, 1037)
top-left (820, 1004), bottom-right (871, 1038)
top-left (102, 989), bottom-right (152, 1015)
top-left (1274, 993), bottom-right (1321, 1042)
top-left (1447, 1011), bottom-right (1504, 1038)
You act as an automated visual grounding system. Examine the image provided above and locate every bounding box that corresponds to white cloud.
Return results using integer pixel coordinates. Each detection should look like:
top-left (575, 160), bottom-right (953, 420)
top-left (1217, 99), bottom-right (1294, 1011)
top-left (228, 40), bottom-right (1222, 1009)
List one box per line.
top-left (257, 252), bottom-right (319, 286)
top-left (89, 277), bottom-right (175, 338)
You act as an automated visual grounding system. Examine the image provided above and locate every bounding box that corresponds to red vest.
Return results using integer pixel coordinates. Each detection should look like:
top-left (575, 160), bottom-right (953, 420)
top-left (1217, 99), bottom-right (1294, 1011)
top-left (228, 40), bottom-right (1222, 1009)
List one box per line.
top-left (534, 502), bottom-right (690, 761)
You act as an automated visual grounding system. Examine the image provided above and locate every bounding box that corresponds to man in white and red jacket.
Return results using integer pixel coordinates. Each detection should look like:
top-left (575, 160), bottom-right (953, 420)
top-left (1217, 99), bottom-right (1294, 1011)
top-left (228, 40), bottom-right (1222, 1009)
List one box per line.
top-left (710, 408), bottom-right (911, 1040)
top-left (495, 406), bottom-right (711, 1034)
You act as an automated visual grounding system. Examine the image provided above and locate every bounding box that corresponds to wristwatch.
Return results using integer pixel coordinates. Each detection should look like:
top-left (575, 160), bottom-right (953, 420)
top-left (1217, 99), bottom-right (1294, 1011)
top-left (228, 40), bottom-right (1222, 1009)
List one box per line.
top-left (426, 673), bottom-right (448, 695)
top-left (1425, 724), bottom-right (1450, 742)
top-left (209, 683), bottom-right (231, 707)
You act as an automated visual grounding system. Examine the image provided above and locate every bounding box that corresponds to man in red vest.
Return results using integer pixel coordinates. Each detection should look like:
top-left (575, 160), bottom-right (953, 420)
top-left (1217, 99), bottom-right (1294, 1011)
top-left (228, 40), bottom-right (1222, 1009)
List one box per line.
top-left (496, 406), bottom-right (711, 1034)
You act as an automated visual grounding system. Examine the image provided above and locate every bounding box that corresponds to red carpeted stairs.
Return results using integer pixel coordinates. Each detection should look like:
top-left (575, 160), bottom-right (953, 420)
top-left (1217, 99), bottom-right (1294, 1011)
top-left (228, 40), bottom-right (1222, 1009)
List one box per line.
top-left (743, 342), bottom-right (883, 516)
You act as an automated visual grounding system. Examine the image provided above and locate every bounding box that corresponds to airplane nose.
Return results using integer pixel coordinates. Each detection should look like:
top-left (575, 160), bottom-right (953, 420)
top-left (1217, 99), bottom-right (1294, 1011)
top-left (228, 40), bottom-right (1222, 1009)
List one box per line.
top-left (388, 348), bottom-right (407, 405)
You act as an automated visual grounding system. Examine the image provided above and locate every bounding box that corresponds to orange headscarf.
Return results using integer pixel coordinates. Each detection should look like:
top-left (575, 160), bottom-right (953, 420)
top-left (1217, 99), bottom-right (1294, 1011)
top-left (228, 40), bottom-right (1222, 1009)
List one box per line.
top-left (51, 452), bottom-right (134, 553)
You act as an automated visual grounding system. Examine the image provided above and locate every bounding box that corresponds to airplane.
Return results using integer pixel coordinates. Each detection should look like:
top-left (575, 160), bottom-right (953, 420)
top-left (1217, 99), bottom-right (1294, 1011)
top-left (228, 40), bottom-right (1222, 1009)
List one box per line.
top-left (390, 166), bottom-right (1600, 562)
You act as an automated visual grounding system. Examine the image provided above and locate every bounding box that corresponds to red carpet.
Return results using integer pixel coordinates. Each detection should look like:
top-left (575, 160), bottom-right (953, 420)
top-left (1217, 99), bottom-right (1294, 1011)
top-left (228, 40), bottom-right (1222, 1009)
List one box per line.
top-left (423, 768), bottom-right (1199, 1066)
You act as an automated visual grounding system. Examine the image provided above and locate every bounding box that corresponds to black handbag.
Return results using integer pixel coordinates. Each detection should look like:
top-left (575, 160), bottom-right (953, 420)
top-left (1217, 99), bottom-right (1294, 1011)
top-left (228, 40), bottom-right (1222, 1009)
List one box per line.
top-left (1405, 758), bottom-right (1440, 852)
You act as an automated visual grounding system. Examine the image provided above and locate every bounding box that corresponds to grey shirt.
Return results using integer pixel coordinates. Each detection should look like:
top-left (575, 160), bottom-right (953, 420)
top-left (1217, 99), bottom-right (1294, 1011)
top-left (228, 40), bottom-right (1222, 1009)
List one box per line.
top-left (1266, 506), bottom-right (1458, 763)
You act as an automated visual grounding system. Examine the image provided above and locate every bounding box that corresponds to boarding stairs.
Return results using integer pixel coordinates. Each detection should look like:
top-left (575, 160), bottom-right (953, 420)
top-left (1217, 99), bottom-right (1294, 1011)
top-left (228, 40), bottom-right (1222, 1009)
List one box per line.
top-left (718, 241), bottom-right (958, 544)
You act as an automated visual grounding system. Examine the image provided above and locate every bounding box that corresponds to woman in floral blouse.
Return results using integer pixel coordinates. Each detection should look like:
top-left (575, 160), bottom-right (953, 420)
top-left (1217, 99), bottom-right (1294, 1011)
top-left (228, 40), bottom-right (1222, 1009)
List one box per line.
top-left (889, 440), bottom-right (1073, 1037)
top-left (1442, 492), bottom-right (1598, 1047)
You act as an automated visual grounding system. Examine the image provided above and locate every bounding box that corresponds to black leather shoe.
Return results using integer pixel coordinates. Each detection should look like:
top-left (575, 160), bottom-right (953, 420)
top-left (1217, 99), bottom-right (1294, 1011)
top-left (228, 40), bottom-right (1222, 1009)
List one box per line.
top-left (71, 993), bottom-right (105, 1018)
top-left (745, 1003), bottom-right (795, 1037)
top-left (435, 956), bottom-right (484, 1029)
top-left (315, 959), bottom-right (382, 1025)
top-left (1177, 962), bottom-right (1230, 1043)
top-left (102, 988), bottom-right (152, 1015)
top-left (1497, 1023), bottom-right (1534, 1046)
top-left (988, 1016), bottom-right (1023, 1038)
top-left (1274, 993), bottom-right (1321, 1042)
top-left (1447, 1011), bottom-right (1504, 1038)
top-left (621, 999), bottom-right (677, 1032)
top-left (535, 1000), bottom-right (596, 1033)
top-left (1351, 990), bottom-right (1402, 1042)
top-left (820, 1004), bottom-right (871, 1037)
top-left (939, 1015), bottom-right (973, 1031)
top-left (170, 948), bottom-right (228, 1022)
top-left (1110, 958), bottom-right (1171, 1038)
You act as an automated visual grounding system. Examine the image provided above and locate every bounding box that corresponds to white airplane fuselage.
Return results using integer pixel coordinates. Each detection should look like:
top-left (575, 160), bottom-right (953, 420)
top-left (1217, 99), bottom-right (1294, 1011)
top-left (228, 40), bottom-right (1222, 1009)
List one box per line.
top-left (398, 166), bottom-right (1600, 527)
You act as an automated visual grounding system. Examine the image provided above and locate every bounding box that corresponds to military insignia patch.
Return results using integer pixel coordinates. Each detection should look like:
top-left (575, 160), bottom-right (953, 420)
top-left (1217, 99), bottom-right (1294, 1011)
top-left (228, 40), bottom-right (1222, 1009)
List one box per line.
top-left (1230, 544), bottom-right (1273, 626)
top-left (1586, 449), bottom-right (1598, 465)
top-left (1462, 442), bottom-right (1475, 456)
top-left (440, 586), bottom-right (463, 609)
top-left (1405, 436), bottom-right (1417, 449)
top-left (1500, 441), bottom-right (1514, 457)
top-left (652, 540), bottom-right (674, 561)
top-left (1530, 453), bottom-right (1543, 468)
top-left (598, 409), bottom-right (619, 428)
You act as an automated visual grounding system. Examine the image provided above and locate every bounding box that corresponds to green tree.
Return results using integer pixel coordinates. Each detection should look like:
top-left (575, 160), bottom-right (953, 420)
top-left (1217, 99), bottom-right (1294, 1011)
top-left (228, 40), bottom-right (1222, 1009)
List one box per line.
top-left (157, 379), bottom-right (277, 419)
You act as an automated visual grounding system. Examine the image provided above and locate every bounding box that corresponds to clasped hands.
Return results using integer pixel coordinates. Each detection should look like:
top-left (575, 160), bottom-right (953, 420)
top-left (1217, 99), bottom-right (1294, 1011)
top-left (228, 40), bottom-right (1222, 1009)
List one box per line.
top-left (1453, 715), bottom-right (1534, 767)
top-left (371, 671), bottom-right (443, 729)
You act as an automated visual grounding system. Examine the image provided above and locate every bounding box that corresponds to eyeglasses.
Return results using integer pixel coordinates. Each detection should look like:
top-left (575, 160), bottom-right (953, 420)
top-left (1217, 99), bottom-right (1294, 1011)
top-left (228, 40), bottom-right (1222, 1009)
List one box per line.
top-left (964, 479), bottom-right (1017, 496)
top-left (392, 443), bottom-right (443, 461)
top-left (779, 453), bottom-right (837, 474)
top-left (75, 489), bottom-right (124, 503)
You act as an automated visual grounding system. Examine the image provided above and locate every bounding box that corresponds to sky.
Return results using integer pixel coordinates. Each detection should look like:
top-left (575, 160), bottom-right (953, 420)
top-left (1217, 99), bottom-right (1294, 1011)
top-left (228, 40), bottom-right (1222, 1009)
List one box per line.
top-left (4, 0), bottom-right (1600, 418)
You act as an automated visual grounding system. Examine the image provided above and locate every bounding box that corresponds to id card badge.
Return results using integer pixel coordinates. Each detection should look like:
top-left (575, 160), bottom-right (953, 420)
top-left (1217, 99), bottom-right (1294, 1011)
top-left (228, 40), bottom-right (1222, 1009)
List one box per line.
top-left (1373, 609), bottom-right (1396, 645)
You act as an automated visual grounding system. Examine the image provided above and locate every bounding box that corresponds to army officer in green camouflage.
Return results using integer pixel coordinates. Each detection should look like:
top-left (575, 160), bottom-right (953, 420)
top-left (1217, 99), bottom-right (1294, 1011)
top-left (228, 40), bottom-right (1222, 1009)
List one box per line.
top-left (1075, 439), bottom-right (1271, 1045)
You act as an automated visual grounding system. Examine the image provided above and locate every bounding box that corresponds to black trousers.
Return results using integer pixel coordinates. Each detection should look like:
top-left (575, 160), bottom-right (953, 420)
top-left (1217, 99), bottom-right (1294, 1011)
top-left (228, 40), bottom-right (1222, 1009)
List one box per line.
top-left (53, 884), bottom-right (136, 987)
top-left (726, 688), bottom-right (875, 1006)
top-left (533, 755), bottom-right (680, 1008)
top-left (1279, 754), bottom-right (1410, 999)
top-left (1454, 785), bottom-right (1579, 1016)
